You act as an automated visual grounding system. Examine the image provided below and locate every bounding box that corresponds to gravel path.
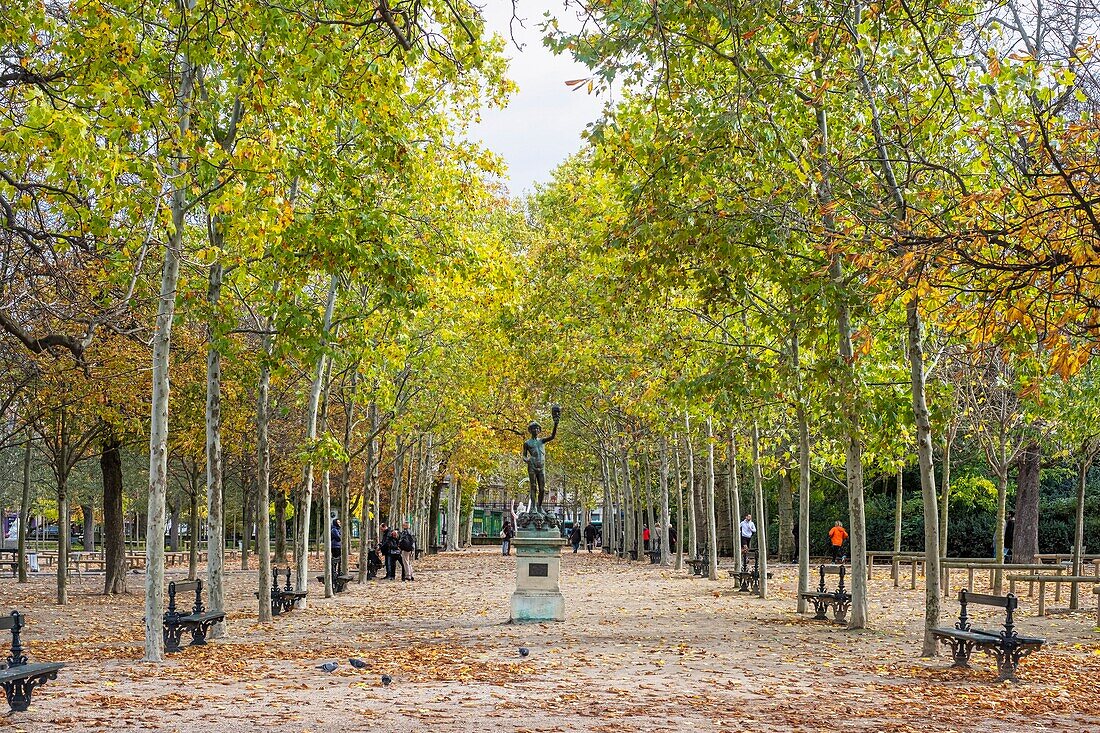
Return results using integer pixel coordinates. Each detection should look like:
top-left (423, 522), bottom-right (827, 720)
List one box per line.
top-left (2, 548), bottom-right (1098, 731)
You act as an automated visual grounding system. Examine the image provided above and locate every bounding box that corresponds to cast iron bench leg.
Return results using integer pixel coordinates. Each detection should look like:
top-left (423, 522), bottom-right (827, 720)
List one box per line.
top-left (3, 670), bottom-right (58, 713)
top-left (164, 623), bottom-right (185, 654)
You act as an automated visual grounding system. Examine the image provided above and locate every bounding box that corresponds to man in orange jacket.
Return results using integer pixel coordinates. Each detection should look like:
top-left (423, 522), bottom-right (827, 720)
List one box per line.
top-left (828, 521), bottom-right (849, 563)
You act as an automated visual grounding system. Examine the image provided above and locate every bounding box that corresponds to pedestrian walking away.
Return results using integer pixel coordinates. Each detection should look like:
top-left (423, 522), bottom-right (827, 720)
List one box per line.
top-left (1004, 511), bottom-right (1015, 562)
top-left (583, 522), bottom-right (598, 552)
top-left (569, 524), bottom-right (582, 553)
top-left (330, 518), bottom-right (342, 578)
top-left (399, 521), bottom-right (417, 581)
top-left (828, 521), bottom-right (849, 563)
top-left (739, 513), bottom-right (756, 557)
top-left (501, 519), bottom-right (515, 556)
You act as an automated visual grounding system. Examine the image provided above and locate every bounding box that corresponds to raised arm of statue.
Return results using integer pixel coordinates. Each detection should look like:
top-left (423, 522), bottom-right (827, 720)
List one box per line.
top-left (543, 418), bottom-right (559, 444)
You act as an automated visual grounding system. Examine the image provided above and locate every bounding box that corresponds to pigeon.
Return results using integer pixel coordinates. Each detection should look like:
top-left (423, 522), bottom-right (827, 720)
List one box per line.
top-left (519, 647), bottom-right (530, 657)
top-left (349, 658), bottom-right (368, 669)
top-left (381, 674), bottom-right (392, 686)
top-left (317, 662), bottom-right (339, 673)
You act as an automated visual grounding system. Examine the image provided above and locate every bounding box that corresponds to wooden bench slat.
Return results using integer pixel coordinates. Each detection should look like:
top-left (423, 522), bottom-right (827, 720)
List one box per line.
top-left (0, 662), bottom-right (64, 683)
top-left (959, 591), bottom-right (1014, 609)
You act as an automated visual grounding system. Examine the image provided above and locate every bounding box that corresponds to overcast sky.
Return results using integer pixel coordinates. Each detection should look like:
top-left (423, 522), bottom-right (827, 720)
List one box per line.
top-left (470, 1), bottom-right (610, 196)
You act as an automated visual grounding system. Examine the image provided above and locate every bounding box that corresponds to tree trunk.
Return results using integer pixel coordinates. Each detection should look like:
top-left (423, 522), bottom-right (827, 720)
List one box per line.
top-left (833, 249), bottom-right (869, 629)
top-left (778, 469), bottom-right (793, 564)
top-left (599, 450), bottom-right (612, 556)
top-left (797, 403), bottom-right (811, 613)
top-left (256, 301), bottom-right (275, 616)
top-left (145, 205), bottom-right (185, 660)
top-left (56, 472), bottom-right (69, 605)
top-left (728, 429), bottom-right (742, 570)
top-left (390, 438), bottom-right (406, 526)
top-left (188, 483), bottom-right (199, 581)
top-left (81, 503), bottom-right (95, 552)
top-left (322, 470), bottom-right (333, 597)
top-left (939, 428), bottom-right (954, 559)
top-left (241, 468), bottom-right (251, 571)
top-left (993, 469), bottom-right (1008, 593)
top-left (339, 373), bottom-right (355, 584)
top-left (256, 312), bottom-right (275, 620)
top-left (1071, 448), bottom-right (1094, 610)
top-left (428, 480), bottom-right (443, 552)
top-left (358, 403), bottom-right (379, 581)
top-left (275, 488), bottom-right (287, 564)
top-left (684, 414), bottom-right (698, 559)
top-left (705, 418), bottom-right (719, 580)
top-left (102, 438), bottom-right (126, 594)
top-left (294, 275), bottom-right (338, 604)
top-left (752, 421), bottom-right (768, 598)
top-left (168, 504), bottom-right (181, 552)
top-left (659, 436), bottom-right (671, 565)
top-left (143, 49), bottom-right (196, 660)
top-left (205, 261), bottom-right (227, 639)
top-left (17, 436), bottom-right (31, 583)
top-left (674, 432), bottom-right (684, 570)
top-left (1012, 441), bottom-right (1041, 564)
top-left (908, 295), bottom-right (941, 656)
top-left (893, 467), bottom-right (903, 555)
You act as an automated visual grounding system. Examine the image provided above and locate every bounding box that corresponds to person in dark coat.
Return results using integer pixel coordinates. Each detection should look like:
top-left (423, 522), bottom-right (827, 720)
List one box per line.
top-left (583, 522), bottom-right (598, 552)
top-left (330, 519), bottom-right (343, 577)
top-left (569, 525), bottom-right (582, 553)
top-left (501, 519), bottom-right (515, 556)
top-left (381, 529), bottom-right (403, 579)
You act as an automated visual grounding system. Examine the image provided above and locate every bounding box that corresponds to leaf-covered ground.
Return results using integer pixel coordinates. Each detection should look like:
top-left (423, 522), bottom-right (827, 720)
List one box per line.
top-left (1, 550), bottom-right (1097, 731)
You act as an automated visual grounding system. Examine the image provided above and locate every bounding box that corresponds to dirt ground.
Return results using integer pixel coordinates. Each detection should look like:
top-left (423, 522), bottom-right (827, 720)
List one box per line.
top-left (1, 548), bottom-right (1098, 732)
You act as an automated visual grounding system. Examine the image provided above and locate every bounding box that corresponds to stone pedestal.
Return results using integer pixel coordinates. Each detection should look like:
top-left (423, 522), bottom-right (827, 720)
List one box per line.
top-left (510, 528), bottom-right (566, 623)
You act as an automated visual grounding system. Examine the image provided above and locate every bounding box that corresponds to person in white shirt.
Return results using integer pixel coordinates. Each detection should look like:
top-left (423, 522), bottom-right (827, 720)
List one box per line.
top-left (739, 513), bottom-right (757, 557)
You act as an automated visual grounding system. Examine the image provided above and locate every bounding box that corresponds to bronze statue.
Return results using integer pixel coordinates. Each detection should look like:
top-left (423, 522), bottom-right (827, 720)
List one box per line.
top-left (522, 404), bottom-right (561, 514)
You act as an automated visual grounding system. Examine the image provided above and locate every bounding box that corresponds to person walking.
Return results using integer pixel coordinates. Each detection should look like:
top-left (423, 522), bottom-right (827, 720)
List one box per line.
top-left (668, 524), bottom-right (677, 553)
top-left (1004, 511), bottom-right (1015, 562)
top-left (642, 525), bottom-right (651, 550)
top-left (583, 522), bottom-right (597, 552)
top-left (399, 521), bottom-right (416, 581)
top-left (381, 528), bottom-right (403, 579)
top-left (828, 520), bottom-right (849, 563)
top-left (569, 524), bottom-right (582, 553)
top-left (329, 518), bottom-right (342, 578)
top-left (501, 519), bottom-right (515, 556)
top-left (739, 513), bottom-right (757, 559)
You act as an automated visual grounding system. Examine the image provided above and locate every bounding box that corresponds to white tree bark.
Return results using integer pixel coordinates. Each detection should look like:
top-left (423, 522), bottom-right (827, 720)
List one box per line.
top-left (705, 418), bottom-right (719, 580)
top-left (894, 466), bottom-right (903, 555)
top-left (797, 402), bottom-right (811, 613)
top-left (145, 55), bottom-right (192, 659)
top-left (255, 290), bottom-right (277, 622)
top-left (659, 436), bottom-right (671, 565)
top-left (673, 431), bottom-right (684, 570)
top-left (357, 402), bottom-right (379, 582)
top-left (908, 296), bottom-right (942, 655)
top-left (294, 275), bottom-right (338, 604)
top-left (728, 428), bottom-right (742, 570)
top-left (684, 414), bottom-right (698, 559)
top-left (752, 421), bottom-right (768, 598)
top-left (205, 261), bottom-right (226, 639)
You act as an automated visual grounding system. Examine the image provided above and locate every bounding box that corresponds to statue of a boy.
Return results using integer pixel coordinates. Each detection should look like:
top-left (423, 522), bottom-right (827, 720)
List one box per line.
top-left (522, 405), bottom-right (561, 513)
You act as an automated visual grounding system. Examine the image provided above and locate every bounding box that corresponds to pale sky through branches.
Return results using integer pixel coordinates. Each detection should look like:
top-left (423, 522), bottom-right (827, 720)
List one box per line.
top-left (472, 1), bottom-right (609, 195)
